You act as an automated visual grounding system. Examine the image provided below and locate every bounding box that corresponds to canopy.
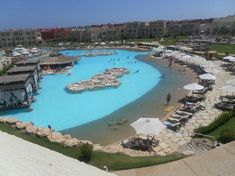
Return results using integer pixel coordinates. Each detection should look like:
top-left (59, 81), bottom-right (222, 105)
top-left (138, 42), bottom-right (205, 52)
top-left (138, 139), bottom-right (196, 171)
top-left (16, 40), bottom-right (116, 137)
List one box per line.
top-left (223, 56), bottom-right (235, 62)
top-left (199, 73), bottom-right (216, 80)
top-left (229, 57), bottom-right (235, 62)
top-left (12, 52), bottom-right (21, 56)
top-left (130, 118), bottom-right (166, 135)
top-left (184, 83), bottom-right (204, 91)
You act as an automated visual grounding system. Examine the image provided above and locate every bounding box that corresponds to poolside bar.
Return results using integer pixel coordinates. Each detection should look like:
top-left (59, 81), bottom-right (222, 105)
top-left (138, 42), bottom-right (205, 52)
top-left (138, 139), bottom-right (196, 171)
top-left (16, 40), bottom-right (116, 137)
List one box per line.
top-left (0, 74), bottom-right (33, 111)
top-left (15, 60), bottom-right (41, 73)
top-left (7, 66), bottom-right (40, 92)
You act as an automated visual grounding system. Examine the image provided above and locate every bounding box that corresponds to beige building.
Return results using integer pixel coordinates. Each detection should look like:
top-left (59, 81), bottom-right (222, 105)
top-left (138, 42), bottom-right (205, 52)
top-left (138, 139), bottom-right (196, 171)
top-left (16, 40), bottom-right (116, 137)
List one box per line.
top-left (0, 29), bottom-right (42, 48)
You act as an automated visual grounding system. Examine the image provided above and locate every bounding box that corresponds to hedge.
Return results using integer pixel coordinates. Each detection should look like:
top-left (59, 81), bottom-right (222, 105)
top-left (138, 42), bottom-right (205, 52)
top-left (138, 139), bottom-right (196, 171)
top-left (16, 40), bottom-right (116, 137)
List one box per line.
top-left (195, 109), bottom-right (235, 134)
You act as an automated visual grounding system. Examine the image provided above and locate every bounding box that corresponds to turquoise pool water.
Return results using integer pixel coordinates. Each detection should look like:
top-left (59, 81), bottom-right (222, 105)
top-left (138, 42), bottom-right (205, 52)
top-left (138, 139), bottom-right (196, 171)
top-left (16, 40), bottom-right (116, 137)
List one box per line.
top-left (2, 49), bottom-right (161, 131)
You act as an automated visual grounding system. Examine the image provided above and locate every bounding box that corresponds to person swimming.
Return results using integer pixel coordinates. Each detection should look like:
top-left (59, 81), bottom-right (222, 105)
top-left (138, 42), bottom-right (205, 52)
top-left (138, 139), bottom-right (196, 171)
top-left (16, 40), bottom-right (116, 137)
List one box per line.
top-left (134, 70), bottom-right (139, 73)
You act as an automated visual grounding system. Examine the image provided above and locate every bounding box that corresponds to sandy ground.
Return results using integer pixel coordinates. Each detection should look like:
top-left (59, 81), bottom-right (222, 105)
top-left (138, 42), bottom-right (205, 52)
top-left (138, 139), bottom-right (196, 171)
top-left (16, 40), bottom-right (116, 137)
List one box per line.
top-left (0, 131), bottom-right (114, 176)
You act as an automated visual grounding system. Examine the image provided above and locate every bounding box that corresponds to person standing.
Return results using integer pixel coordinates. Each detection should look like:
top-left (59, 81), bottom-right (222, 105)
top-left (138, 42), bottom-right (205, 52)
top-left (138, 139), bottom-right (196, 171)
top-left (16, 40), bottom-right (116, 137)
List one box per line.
top-left (166, 92), bottom-right (172, 105)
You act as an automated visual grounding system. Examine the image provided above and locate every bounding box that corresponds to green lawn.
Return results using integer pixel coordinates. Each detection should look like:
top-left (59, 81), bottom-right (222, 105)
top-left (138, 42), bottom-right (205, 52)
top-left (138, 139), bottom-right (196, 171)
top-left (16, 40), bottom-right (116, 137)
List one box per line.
top-left (0, 123), bottom-right (183, 171)
top-left (195, 110), bottom-right (235, 143)
top-left (208, 44), bottom-right (235, 54)
top-left (127, 38), bottom-right (158, 43)
top-left (0, 63), bottom-right (13, 76)
top-left (209, 118), bottom-right (235, 139)
top-left (159, 36), bottom-right (187, 46)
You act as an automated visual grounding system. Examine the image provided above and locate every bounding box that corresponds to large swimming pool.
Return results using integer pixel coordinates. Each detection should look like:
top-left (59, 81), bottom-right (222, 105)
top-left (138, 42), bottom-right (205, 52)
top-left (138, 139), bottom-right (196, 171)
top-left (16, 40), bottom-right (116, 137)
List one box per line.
top-left (2, 49), bottom-right (161, 131)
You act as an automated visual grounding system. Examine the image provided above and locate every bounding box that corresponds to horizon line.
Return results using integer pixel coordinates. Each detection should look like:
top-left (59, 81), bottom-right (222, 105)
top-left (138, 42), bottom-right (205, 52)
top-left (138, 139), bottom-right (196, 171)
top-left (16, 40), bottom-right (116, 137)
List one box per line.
top-left (1, 14), bottom-right (234, 31)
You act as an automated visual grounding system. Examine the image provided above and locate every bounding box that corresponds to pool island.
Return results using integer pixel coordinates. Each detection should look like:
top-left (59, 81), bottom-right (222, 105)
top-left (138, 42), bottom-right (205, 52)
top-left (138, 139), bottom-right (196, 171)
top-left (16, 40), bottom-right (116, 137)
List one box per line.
top-left (66, 68), bottom-right (129, 93)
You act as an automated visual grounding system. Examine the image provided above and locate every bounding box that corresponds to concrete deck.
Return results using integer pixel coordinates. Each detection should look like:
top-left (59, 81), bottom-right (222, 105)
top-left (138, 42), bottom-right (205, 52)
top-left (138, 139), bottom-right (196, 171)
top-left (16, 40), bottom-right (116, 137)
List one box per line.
top-left (115, 141), bottom-right (235, 176)
top-left (0, 131), bottom-right (114, 176)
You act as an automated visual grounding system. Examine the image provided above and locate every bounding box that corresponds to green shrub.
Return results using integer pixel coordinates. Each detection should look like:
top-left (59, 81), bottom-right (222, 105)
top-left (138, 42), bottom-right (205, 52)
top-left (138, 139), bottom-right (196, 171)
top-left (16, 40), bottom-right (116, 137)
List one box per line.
top-left (0, 63), bottom-right (14, 76)
top-left (218, 128), bottom-right (235, 143)
top-left (195, 110), bottom-right (234, 134)
top-left (79, 143), bottom-right (93, 162)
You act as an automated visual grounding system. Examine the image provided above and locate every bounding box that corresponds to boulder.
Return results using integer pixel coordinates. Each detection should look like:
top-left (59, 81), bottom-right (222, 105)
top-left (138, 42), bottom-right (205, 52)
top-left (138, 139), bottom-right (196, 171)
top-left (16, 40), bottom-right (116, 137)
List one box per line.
top-left (0, 118), bottom-right (6, 123)
top-left (36, 127), bottom-right (51, 137)
top-left (25, 125), bottom-right (38, 134)
top-left (64, 138), bottom-right (80, 147)
top-left (80, 140), bottom-right (93, 145)
top-left (5, 118), bottom-right (18, 125)
top-left (93, 144), bottom-right (102, 151)
top-left (182, 150), bottom-right (194, 156)
top-left (47, 132), bottom-right (66, 144)
top-left (157, 151), bottom-right (166, 156)
top-left (63, 134), bottom-right (72, 140)
top-left (16, 122), bottom-right (33, 129)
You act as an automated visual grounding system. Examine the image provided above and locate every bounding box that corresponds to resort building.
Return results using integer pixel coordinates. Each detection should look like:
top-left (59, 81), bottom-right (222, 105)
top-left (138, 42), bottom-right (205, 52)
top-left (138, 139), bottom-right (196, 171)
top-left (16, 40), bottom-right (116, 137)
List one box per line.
top-left (40, 56), bottom-right (78, 70)
top-left (0, 29), bottom-right (42, 48)
top-left (0, 17), bottom-right (219, 45)
top-left (0, 74), bottom-right (33, 110)
top-left (7, 66), bottom-right (40, 93)
top-left (68, 28), bottom-right (90, 43)
top-left (40, 28), bottom-right (71, 41)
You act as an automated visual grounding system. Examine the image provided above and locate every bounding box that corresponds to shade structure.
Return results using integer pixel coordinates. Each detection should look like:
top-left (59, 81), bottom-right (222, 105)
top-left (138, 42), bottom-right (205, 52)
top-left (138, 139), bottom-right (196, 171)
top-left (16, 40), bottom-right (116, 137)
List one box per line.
top-left (130, 118), bottom-right (166, 135)
top-left (229, 57), bottom-right (235, 62)
top-left (221, 85), bottom-right (235, 94)
top-left (183, 83), bottom-right (204, 91)
top-left (199, 73), bottom-right (216, 80)
top-left (226, 79), bottom-right (235, 86)
top-left (12, 52), bottom-right (21, 56)
top-left (223, 56), bottom-right (235, 62)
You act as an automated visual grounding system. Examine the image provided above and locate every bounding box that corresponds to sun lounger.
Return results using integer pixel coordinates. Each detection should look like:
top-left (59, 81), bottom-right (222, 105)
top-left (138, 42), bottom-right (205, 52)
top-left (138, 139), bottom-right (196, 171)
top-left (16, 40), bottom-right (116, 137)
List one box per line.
top-left (215, 102), bottom-right (234, 111)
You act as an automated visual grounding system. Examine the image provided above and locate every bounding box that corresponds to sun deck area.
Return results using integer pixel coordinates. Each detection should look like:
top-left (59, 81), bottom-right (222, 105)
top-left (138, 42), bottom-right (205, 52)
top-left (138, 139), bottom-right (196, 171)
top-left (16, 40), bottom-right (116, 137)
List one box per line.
top-left (7, 65), bottom-right (37, 75)
top-left (0, 74), bottom-right (31, 87)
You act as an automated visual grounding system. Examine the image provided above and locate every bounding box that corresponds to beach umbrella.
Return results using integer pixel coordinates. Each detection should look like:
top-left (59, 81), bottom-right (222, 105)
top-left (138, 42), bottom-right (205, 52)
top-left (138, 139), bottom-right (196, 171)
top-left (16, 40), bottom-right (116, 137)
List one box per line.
top-left (223, 56), bottom-right (235, 62)
top-left (183, 83), bottom-right (204, 91)
top-left (226, 79), bottom-right (235, 86)
top-left (130, 118), bottom-right (166, 135)
top-left (199, 73), bottom-right (216, 80)
top-left (221, 85), bottom-right (235, 94)
top-left (12, 52), bottom-right (21, 57)
top-left (229, 57), bottom-right (235, 62)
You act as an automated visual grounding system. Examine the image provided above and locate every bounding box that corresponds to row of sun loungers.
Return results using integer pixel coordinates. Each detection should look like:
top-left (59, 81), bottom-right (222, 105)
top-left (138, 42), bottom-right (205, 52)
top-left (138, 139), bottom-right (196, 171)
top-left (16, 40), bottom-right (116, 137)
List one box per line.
top-left (215, 95), bottom-right (235, 111)
top-left (215, 59), bottom-right (235, 110)
top-left (164, 95), bottom-right (206, 131)
top-left (163, 57), bottom-right (215, 131)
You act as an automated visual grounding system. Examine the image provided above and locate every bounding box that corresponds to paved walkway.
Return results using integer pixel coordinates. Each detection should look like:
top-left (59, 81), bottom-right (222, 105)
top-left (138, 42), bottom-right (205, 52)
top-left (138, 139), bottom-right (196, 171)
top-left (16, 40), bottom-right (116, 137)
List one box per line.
top-left (114, 141), bottom-right (235, 176)
top-left (0, 131), bottom-right (114, 176)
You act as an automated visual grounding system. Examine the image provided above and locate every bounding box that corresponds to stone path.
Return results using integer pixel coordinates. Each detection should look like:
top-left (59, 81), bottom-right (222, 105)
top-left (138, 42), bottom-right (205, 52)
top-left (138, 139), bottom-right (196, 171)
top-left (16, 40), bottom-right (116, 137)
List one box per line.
top-left (114, 141), bottom-right (235, 176)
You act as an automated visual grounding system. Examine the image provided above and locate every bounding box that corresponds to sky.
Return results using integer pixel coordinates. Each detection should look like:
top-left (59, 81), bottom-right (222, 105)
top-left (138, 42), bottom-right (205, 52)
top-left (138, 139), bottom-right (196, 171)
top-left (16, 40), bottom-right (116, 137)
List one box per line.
top-left (0, 0), bottom-right (235, 30)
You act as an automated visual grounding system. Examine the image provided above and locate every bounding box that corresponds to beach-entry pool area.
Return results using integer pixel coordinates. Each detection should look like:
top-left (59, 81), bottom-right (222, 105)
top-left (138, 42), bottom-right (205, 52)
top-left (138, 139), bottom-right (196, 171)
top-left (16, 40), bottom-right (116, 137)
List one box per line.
top-left (2, 49), bottom-right (161, 131)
